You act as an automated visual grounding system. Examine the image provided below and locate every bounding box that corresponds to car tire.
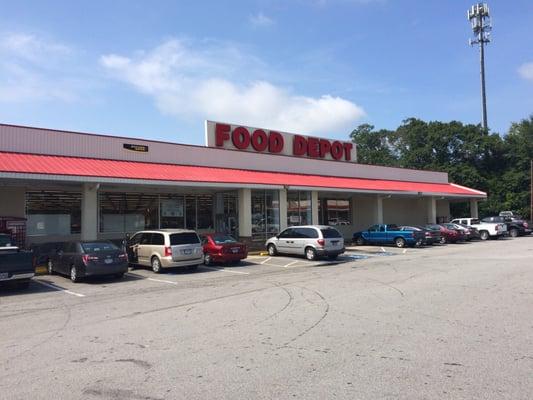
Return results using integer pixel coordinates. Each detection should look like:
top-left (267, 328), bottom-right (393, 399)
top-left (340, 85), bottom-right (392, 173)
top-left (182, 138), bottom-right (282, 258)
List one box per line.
top-left (267, 244), bottom-right (277, 256)
top-left (395, 237), bottom-right (406, 248)
top-left (479, 230), bottom-right (489, 241)
top-left (151, 256), bottom-right (162, 273)
top-left (509, 228), bottom-right (519, 238)
top-left (47, 259), bottom-right (54, 275)
top-left (204, 254), bottom-right (212, 266)
top-left (70, 265), bottom-right (80, 283)
top-left (305, 247), bottom-right (317, 261)
top-left (355, 236), bottom-right (365, 246)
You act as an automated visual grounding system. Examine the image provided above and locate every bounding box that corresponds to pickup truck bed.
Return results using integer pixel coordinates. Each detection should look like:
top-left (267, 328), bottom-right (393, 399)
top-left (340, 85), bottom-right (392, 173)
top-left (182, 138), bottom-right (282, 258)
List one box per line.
top-left (0, 247), bottom-right (35, 288)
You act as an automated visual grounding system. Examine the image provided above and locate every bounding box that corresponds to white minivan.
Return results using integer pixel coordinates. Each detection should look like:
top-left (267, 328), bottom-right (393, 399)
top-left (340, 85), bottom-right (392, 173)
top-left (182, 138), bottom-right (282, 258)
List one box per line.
top-left (126, 229), bottom-right (203, 273)
top-left (266, 225), bottom-right (345, 261)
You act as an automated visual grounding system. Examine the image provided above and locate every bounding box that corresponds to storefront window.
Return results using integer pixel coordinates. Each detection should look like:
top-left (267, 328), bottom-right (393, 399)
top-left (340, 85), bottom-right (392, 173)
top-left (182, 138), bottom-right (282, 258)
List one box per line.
top-left (251, 190), bottom-right (280, 241)
top-left (318, 198), bottom-right (351, 226)
top-left (287, 191), bottom-right (312, 226)
top-left (160, 194), bottom-right (184, 228)
top-left (99, 192), bottom-right (159, 233)
top-left (26, 191), bottom-right (81, 236)
top-left (214, 192), bottom-right (238, 236)
top-left (197, 195), bottom-right (214, 230)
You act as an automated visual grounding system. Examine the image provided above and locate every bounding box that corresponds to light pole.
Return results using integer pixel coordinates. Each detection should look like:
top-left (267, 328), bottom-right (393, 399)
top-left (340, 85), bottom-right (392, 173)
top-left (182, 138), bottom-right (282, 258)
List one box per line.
top-left (468, 3), bottom-right (492, 131)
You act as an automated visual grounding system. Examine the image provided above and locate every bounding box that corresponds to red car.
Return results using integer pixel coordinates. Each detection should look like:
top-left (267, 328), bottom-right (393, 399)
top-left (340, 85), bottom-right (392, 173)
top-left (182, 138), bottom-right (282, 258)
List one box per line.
top-left (426, 224), bottom-right (465, 244)
top-left (201, 233), bottom-right (248, 265)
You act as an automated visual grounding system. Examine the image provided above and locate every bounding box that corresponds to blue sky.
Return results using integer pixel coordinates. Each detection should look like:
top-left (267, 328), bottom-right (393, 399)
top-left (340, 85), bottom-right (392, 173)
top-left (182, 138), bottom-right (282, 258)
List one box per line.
top-left (0, 0), bottom-right (532, 144)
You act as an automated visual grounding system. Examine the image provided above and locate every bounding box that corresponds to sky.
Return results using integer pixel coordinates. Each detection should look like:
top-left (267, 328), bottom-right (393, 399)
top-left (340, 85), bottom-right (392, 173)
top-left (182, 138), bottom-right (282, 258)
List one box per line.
top-left (0, 0), bottom-right (532, 145)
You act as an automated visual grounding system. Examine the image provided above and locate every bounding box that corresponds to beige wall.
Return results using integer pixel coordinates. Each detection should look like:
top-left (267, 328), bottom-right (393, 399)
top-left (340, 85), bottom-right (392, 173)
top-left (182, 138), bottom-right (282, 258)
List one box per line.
top-left (383, 197), bottom-right (427, 226)
top-left (0, 186), bottom-right (26, 218)
top-left (437, 200), bottom-right (451, 222)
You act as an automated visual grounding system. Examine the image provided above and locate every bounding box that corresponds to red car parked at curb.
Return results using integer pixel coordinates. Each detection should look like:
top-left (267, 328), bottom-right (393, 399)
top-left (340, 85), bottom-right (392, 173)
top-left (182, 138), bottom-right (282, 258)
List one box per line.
top-left (201, 233), bottom-right (248, 265)
top-left (426, 224), bottom-right (465, 244)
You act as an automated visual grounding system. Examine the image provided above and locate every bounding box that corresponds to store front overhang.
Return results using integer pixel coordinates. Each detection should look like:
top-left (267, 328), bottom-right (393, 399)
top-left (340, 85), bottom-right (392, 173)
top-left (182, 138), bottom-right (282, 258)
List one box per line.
top-left (0, 152), bottom-right (487, 199)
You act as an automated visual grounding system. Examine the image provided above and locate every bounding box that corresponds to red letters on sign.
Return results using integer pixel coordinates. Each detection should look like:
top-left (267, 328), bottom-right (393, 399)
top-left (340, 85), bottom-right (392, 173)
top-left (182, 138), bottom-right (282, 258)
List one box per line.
top-left (251, 129), bottom-right (268, 152)
top-left (269, 131), bottom-right (284, 153)
top-left (215, 124), bottom-right (353, 161)
top-left (232, 127), bottom-right (251, 150)
top-left (215, 123), bottom-right (230, 147)
top-left (293, 135), bottom-right (307, 156)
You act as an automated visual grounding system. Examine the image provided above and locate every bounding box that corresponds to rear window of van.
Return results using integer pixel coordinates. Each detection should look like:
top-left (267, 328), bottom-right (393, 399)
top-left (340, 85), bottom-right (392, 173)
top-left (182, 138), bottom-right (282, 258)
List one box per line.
top-left (170, 233), bottom-right (200, 245)
top-left (320, 228), bottom-right (342, 238)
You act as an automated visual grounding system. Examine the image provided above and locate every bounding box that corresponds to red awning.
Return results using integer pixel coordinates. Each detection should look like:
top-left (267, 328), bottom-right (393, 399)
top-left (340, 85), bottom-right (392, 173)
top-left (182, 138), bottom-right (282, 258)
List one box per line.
top-left (0, 152), bottom-right (486, 197)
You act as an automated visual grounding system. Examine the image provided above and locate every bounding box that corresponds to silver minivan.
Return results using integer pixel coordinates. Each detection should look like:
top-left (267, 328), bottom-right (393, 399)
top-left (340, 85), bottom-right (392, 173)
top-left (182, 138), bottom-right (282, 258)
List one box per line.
top-left (126, 229), bottom-right (203, 273)
top-left (265, 225), bottom-right (345, 261)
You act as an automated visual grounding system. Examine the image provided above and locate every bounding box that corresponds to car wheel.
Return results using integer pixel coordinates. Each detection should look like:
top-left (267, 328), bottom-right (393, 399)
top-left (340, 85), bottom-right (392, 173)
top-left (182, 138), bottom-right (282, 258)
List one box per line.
top-left (151, 257), bottom-right (162, 273)
top-left (355, 236), bottom-right (365, 246)
top-left (305, 247), bottom-right (317, 261)
top-left (395, 237), bottom-right (406, 248)
top-left (267, 244), bottom-right (277, 256)
top-left (70, 265), bottom-right (80, 283)
top-left (440, 236), bottom-right (447, 244)
top-left (204, 254), bottom-right (212, 266)
top-left (509, 228), bottom-right (519, 238)
top-left (47, 259), bottom-right (54, 275)
top-left (479, 230), bottom-right (489, 241)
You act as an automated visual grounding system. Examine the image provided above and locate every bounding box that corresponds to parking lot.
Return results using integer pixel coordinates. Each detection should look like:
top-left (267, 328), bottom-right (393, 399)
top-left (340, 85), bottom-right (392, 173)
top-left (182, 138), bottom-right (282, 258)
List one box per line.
top-left (1, 236), bottom-right (533, 399)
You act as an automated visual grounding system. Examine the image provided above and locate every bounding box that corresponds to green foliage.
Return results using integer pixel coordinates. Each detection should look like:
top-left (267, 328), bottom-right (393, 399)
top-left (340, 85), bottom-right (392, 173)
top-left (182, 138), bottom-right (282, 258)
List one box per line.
top-left (350, 115), bottom-right (533, 219)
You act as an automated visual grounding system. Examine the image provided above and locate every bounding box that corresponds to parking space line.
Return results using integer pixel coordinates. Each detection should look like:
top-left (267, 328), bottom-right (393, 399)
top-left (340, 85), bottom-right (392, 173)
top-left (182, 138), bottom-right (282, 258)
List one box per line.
top-left (200, 266), bottom-right (250, 275)
top-left (260, 257), bottom-right (272, 264)
top-left (34, 280), bottom-right (86, 297)
top-left (284, 260), bottom-right (300, 268)
top-left (147, 278), bottom-right (178, 285)
top-left (403, 249), bottom-right (407, 254)
top-left (381, 247), bottom-right (386, 252)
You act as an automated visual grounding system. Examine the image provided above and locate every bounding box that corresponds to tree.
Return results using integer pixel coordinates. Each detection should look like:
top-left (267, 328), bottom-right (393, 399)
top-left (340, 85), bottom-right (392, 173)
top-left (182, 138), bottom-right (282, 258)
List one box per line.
top-left (349, 124), bottom-right (399, 166)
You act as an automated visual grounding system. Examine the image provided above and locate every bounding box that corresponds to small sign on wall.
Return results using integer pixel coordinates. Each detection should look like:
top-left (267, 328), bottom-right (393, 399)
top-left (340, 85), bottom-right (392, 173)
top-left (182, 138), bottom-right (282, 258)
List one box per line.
top-left (123, 143), bottom-right (149, 152)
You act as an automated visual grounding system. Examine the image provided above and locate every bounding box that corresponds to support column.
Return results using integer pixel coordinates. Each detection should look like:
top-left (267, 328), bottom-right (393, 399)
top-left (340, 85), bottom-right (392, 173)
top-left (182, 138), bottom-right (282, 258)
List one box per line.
top-left (311, 191), bottom-right (319, 225)
top-left (279, 188), bottom-right (287, 231)
top-left (81, 183), bottom-right (99, 241)
top-left (375, 196), bottom-right (384, 224)
top-left (427, 197), bottom-right (437, 224)
top-left (351, 196), bottom-right (357, 226)
top-left (470, 199), bottom-right (479, 219)
top-left (238, 188), bottom-right (252, 238)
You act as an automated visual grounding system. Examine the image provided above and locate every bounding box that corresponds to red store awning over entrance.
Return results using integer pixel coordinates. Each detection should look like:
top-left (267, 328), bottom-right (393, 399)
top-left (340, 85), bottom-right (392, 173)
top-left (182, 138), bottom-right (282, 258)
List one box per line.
top-left (0, 152), bottom-right (486, 197)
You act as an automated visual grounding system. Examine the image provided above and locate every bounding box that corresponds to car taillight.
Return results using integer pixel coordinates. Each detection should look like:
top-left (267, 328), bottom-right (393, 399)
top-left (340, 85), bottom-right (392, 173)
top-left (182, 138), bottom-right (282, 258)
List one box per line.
top-left (164, 246), bottom-right (172, 257)
top-left (425, 232), bottom-right (430, 236)
top-left (82, 254), bottom-right (99, 265)
top-left (524, 222), bottom-right (529, 228)
top-left (317, 239), bottom-right (325, 246)
top-left (118, 253), bottom-right (127, 259)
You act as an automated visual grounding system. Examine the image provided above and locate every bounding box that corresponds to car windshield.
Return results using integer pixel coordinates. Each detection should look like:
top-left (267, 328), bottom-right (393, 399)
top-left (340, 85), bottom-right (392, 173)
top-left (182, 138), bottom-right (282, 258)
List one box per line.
top-left (211, 234), bottom-right (237, 244)
top-left (0, 234), bottom-right (12, 247)
top-left (320, 228), bottom-right (342, 238)
top-left (170, 232), bottom-right (200, 245)
top-left (81, 242), bottom-right (118, 253)
top-left (426, 224), bottom-right (441, 230)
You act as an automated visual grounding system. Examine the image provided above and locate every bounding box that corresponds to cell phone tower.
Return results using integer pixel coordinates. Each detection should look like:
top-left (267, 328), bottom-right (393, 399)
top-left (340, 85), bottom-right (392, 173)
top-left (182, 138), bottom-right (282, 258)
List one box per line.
top-left (468, 3), bottom-right (492, 131)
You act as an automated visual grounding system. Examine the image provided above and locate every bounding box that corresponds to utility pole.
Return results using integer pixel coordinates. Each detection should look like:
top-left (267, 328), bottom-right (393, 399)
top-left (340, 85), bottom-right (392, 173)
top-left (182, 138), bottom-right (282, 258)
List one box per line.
top-left (530, 159), bottom-right (532, 221)
top-left (468, 3), bottom-right (492, 131)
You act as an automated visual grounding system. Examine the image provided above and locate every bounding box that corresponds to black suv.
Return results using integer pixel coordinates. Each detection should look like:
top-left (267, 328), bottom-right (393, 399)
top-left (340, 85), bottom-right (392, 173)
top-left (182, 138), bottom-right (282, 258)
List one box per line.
top-left (481, 216), bottom-right (531, 238)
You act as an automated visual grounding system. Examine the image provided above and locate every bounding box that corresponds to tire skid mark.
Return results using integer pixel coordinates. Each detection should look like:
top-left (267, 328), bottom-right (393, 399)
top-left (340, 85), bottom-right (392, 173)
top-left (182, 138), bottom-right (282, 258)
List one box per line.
top-left (279, 285), bottom-right (330, 348)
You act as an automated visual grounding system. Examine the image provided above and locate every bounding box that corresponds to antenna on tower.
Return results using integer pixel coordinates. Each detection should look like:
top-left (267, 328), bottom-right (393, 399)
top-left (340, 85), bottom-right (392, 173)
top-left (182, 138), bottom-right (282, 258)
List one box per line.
top-left (468, 3), bottom-right (492, 131)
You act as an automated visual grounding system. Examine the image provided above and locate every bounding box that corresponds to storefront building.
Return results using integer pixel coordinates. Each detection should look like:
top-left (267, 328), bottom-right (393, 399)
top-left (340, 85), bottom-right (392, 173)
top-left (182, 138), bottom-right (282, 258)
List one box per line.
top-left (0, 121), bottom-right (486, 248)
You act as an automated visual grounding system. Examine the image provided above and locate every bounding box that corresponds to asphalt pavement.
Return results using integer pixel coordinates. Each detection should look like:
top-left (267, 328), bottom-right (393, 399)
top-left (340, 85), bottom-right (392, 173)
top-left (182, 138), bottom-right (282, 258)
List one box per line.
top-left (1, 236), bottom-right (532, 399)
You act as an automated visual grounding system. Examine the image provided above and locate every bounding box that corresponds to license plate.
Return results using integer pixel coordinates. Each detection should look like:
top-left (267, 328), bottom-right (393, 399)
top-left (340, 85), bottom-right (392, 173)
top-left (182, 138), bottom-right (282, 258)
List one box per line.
top-left (331, 241), bottom-right (339, 245)
top-left (0, 272), bottom-right (8, 279)
top-left (104, 258), bottom-right (113, 264)
top-left (231, 248), bottom-right (239, 253)
top-left (182, 249), bottom-right (192, 255)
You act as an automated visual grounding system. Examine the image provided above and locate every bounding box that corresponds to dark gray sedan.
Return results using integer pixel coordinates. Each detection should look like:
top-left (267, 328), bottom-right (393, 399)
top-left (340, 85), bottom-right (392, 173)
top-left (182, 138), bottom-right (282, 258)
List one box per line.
top-left (48, 241), bottom-right (128, 282)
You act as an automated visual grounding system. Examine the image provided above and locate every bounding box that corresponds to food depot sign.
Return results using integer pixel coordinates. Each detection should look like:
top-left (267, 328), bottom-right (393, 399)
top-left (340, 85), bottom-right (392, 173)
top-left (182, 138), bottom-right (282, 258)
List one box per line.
top-left (205, 121), bottom-right (356, 162)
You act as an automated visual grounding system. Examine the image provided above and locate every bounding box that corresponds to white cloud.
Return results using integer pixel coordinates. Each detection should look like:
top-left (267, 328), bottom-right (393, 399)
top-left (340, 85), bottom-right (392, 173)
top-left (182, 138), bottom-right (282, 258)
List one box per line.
top-left (100, 39), bottom-right (365, 135)
top-left (249, 13), bottom-right (275, 27)
top-left (518, 62), bottom-right (533, 82)
top-left (0, 32), bottom-right (82, 102)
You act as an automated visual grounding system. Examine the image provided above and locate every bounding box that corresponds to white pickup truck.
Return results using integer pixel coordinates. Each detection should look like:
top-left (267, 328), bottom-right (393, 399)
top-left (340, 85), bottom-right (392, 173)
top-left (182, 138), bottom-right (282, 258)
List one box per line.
top-left (450, 217), bottom-right (507, 241)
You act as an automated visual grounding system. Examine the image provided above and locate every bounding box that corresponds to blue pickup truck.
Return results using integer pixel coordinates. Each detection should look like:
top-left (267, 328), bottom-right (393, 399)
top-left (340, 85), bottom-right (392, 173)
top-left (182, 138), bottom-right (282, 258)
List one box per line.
top-left (352, 224), bottom-right (425, 248)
